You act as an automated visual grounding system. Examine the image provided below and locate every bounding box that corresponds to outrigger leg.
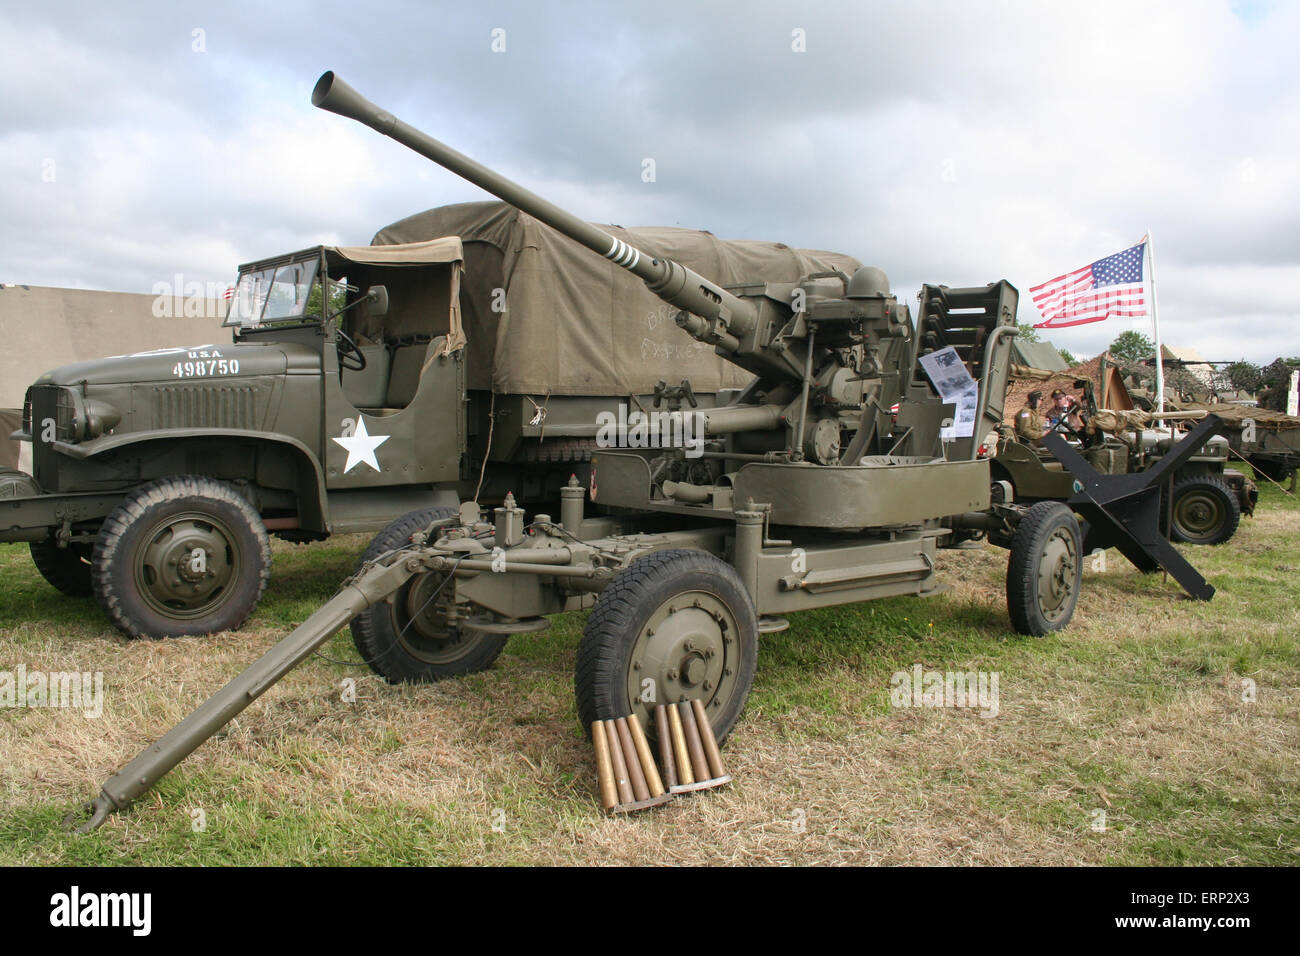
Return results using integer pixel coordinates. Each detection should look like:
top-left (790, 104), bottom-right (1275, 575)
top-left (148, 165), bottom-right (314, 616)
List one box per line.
top-left (73, 552), bottom-right (421, 832)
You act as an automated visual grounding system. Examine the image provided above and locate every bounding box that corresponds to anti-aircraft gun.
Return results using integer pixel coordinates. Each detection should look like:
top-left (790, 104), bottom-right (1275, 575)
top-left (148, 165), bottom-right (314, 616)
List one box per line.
top-left (76, 72), bottom-right (1161, 831)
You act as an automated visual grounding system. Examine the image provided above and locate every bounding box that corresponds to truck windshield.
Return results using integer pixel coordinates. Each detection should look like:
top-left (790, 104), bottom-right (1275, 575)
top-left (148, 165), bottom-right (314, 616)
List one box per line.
top-left (224, 258), bottom-right (320, 328)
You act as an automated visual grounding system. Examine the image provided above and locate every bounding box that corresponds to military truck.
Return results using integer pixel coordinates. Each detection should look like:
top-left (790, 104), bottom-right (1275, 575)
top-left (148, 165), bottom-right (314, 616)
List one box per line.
top-left (1201, 403), bottom-right (1300, 488)
top-left (992, 378), bottom-right (1256, 545)
top-left (1, 207), bottom-right (859, 638)
top-left (1107, 353), bottom-right (1299, 484)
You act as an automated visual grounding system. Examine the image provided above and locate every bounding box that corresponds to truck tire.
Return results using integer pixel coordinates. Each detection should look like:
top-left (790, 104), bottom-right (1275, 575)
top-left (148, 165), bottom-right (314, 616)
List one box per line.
top-left (1006, 501), bottom-right (1082, 636)
top-left (575, 549), bottom-right (758, 745)
top-left (91, 476), bottom-right (271, 638)
top-left (1168, 475), bottom-right (1240, 545)
top-left (30, 535), bottom-right (94, 597)
top-left (349, 507), bottom-right (508, 682)
top-left (1250, 457), bottom-right (1293, 484)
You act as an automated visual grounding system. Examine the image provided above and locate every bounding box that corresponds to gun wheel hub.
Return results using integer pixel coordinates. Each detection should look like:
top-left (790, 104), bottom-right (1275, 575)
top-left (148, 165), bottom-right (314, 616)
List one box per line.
top-left (627, 592), bottom-right (734, 722)
top-left (395, 571), bottom-right (471, 663)
top-left (136, 512), bottom-right (238, 617)
top-left (1036, 528), bottom-right (1078, 624)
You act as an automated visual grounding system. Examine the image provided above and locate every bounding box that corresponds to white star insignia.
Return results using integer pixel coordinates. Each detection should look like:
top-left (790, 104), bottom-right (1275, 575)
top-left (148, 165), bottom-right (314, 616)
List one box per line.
top-left (333, 417), bottom-right (390, 474)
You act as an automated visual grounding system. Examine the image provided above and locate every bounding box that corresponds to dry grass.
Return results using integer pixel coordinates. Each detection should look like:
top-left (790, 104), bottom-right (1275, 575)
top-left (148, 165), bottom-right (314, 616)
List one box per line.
top-left (1, 485), bottom-right (1297, 866)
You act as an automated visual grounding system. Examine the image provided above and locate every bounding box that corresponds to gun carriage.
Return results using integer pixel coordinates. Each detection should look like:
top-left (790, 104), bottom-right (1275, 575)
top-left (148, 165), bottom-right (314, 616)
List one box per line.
top-left (74, 73), bottom-right (1216, 831)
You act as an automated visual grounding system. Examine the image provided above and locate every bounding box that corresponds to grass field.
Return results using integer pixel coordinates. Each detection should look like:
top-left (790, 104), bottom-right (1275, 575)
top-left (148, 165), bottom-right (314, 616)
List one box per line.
top-left (2, 479), bottom-right (1297, 866)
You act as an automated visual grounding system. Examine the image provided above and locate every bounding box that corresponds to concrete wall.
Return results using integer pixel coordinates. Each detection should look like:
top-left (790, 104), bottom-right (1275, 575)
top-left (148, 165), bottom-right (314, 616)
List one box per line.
top-left (1, 284), bottom-right (224, 473)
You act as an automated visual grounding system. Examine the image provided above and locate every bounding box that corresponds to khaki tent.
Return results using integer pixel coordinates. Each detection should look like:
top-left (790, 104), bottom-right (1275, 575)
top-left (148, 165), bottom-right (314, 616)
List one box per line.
top-left (1160, 344), bottom-right (1217, 389)
top-left (1011, 339), bottom-right (1067, 372)
top-left (372, 201), bottom-right (864, 397)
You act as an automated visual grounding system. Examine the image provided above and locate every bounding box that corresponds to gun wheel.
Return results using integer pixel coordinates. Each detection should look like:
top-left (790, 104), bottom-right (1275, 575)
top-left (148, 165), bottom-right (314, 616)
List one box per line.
top-left (576, 549), bottom-right (758, 744)
top-left (1168, 475), bottom-right (1240, 545)
top-left (91, 476), bottom-right (271, 638)
top-left (30, 534), bottom-right (94, 597)
top-left (1006, 501), bottom-right (1082, 636)
top-left (350, 507), bottom-right (507, 682)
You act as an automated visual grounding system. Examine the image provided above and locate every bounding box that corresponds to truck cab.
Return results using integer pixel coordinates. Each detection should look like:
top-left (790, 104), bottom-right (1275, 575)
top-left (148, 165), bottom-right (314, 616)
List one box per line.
top-left (225, 239), bottom-right (467, 507)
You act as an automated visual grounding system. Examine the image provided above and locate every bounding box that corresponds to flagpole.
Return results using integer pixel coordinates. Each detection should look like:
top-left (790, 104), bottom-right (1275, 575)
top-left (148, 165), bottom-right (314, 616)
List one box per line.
top-left (1146, 230), bottom-right (1165, 416)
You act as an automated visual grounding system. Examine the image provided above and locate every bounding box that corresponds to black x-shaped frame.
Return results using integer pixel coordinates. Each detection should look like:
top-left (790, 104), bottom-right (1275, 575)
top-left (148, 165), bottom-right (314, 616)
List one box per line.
top-left (1039, 415), bottom-right (1224, 602)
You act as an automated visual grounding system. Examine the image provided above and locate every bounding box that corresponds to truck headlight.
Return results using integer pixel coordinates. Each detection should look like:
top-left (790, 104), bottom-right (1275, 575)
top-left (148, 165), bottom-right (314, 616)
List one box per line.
top-left (22, 386), bottom-right (121, 444)
top-left (79, 399), bottom-right (122, 441)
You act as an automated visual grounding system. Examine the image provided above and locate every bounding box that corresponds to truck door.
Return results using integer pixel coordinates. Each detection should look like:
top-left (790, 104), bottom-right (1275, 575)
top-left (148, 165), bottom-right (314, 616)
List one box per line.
top-left (322, 253), bottom-right (467, 491)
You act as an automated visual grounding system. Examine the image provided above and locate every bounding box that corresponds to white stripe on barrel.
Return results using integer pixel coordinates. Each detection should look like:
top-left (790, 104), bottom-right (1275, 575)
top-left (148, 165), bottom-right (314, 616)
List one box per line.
top-left (606, 237), bottom-right (641, 270)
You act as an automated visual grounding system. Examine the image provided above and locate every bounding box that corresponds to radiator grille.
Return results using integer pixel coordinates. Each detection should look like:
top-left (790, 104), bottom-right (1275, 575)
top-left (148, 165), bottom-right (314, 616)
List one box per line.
top-left (23, 385), bottom-right (77, 441)
top-left (153, 385), bottom-right (260, 429)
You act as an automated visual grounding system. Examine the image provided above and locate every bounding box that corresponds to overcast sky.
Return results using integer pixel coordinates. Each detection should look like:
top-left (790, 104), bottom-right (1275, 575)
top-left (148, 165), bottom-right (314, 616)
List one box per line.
top-left (2, 0), bottom-right (1296, 363)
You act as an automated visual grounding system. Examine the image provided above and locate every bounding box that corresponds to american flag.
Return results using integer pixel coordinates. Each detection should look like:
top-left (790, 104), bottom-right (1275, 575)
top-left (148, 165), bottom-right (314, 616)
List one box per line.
top-left (1031, 238), bottom-right (1147, 329)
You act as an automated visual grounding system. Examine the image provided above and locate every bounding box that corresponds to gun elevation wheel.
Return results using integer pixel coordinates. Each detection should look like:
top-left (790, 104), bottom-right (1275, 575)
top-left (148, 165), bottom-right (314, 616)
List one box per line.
top-left (1006, 501), bottom-right (1082, 636)
top-left (1167, 475), bottom-right (1240, 545)
top-left (575, 549), bottom-right (758, 745)
top-left (91, 476), bottom-right (271, 638)
top-left (350, 507), bottom-right (508, 682)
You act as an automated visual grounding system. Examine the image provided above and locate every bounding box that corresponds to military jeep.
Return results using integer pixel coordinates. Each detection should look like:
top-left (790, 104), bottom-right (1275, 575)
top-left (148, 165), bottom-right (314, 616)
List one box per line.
top-left (991, 380), bottom-right (1256, 546)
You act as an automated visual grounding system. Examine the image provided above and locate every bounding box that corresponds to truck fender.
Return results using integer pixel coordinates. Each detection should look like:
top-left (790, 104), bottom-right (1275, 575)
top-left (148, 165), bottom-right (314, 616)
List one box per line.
top-left (48, 428), bottom-right (330, 532)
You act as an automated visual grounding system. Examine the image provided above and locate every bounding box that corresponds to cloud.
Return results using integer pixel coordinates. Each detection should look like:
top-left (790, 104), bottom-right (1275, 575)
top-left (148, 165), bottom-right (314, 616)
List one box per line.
top-left (1, 0), bottom-right (1296, 363)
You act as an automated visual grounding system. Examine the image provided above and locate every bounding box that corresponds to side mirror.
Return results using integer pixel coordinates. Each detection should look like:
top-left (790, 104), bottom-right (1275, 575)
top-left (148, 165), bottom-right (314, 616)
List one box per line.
top-left (366, 285), bottom-right (389, 317)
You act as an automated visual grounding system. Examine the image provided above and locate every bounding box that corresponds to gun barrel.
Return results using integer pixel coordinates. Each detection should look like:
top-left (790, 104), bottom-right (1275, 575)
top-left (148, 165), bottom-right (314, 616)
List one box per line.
top-left (311, 71), bottom-right (757, 339)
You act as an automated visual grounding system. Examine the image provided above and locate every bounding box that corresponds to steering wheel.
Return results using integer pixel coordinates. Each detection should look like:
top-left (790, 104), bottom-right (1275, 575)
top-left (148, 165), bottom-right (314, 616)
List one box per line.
top-left (335, 328), bottom-right (368, 371)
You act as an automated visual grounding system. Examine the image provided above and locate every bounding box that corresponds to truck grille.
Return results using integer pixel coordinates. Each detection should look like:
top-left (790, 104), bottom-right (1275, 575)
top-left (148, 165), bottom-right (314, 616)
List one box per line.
top-left (153, 385), bottom-right (260, 429)
top-left (23, 385), bottom-right (77, 442)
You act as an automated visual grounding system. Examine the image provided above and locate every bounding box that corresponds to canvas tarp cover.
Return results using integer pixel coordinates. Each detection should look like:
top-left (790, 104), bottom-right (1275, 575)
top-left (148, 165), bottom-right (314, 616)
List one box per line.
top-left (330, 236), bottom-right (463, 267)
top-left (372, 201), bottom-right (864, 396)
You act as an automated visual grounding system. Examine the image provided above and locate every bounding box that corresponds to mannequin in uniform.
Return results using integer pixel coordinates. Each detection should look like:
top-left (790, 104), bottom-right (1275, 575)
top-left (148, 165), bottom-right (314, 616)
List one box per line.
top-left (1015, 390), bottom-right (1048, 443)
top-left (1050, 388), bottom-right (1083, 431)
